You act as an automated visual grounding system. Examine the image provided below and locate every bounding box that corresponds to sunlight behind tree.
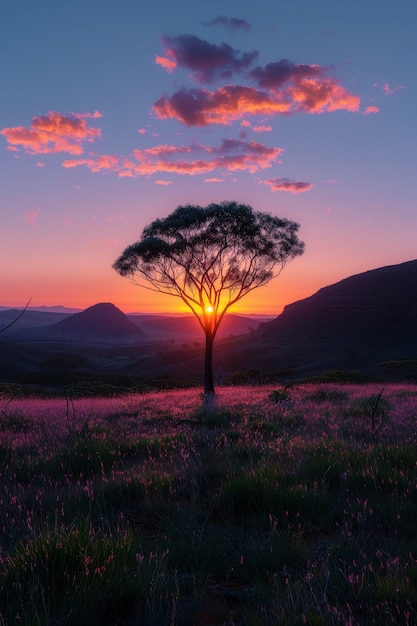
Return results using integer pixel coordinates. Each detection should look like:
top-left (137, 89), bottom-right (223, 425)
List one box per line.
top-left (113, 201), bottom-right (304, 394)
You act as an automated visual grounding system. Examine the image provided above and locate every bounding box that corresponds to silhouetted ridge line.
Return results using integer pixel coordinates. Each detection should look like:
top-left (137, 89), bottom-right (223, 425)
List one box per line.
top-left (54, 302), bottom-right (143, 336)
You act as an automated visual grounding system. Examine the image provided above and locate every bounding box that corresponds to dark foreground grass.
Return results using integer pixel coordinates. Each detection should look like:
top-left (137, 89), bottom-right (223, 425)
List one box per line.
top-left (1, 383), bottom-right (417, 624)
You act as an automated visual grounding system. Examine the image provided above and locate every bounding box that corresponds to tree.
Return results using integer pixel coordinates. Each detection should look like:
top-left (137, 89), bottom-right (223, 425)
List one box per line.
top-left (113, 201), bottom-right (304, 395)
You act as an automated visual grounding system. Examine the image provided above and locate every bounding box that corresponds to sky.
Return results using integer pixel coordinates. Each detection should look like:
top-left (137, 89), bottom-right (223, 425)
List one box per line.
top-left (1, 0), bottom-right (415, 315)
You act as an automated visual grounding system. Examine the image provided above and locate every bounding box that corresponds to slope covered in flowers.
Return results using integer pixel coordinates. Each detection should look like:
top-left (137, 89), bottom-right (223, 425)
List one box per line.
top-left (1, 383), bottom-right (417, 624)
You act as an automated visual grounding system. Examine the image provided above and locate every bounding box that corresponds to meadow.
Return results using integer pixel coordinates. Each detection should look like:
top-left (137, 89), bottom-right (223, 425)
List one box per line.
top-left (1, 383), bottom-right (417, 625)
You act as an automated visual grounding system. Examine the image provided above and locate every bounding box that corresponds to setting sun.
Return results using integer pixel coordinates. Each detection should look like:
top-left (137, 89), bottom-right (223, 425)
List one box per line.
top-left (206, 305), bottom-right (213, 313)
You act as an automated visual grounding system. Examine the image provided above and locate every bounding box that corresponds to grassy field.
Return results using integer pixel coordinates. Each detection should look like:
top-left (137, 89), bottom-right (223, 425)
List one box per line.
top-left (1, 383), bottom-right (417, 625)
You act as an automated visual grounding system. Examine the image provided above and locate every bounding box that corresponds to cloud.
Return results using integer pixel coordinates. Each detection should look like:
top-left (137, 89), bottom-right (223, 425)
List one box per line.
top-left (154, 85), bottom-right (289, 126)
top-left (24, 208), bottom-right (40, 226)
top-left (204, 177), bottom-right (224, 183)
top-left (155, 55), bottom-right (177, 73)
top-left (62, 154), bottom-right (119, 172)
top-left (202, 16), bottom-right (251, 31)
top-left (155, 180), bottom-right (172, 185)
top-left (265, 178), bottom-right (313, 193)
top-left (153, 76), bottom-right (360, 126)
top-left (253, 124), bottom-right (272, 133)
top-left (63, 138), bottom-right (282, 178)
top-left (1, 111), bottom-right (102, 155)
top-left (129, 138), bottom-right (282, 176)
top-left (374, 81), bottom-right (406, 96)
top-left (363, 105), bottom-right (380, 115)
top-left (158, 34), bottom-right (258, 83)
top-left (249, 59), bottom-right (325, 89)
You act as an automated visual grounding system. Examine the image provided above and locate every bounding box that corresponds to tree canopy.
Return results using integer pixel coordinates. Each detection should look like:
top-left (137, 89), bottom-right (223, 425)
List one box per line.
top-left (113, 201), bottom-right (304, 393)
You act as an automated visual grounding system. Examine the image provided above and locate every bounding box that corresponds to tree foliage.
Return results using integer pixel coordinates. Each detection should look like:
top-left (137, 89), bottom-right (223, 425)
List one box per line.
top-left (113, 201), bottom-right (304, 393)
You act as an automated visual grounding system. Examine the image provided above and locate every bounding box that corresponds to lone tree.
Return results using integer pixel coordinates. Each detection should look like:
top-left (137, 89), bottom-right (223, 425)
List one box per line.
top-left (113, 201), bottom-right (304, 395)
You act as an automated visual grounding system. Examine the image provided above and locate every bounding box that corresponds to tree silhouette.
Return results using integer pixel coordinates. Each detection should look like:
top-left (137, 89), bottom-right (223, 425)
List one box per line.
top-left (113, 201), bottom-right (304, 395)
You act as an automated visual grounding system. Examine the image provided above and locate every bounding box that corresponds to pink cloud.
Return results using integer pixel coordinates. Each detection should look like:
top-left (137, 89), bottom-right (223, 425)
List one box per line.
top-left (128, 138), bottom-right (282, 176)
top-left (62, 154), bottom-right (119, 172)
top-left (63, 217), bottom-right (72, 226)
top-left (62, 138), bottom-right (282, 178)
top-left (36, 161), bottom-right (46, 167)
top-left (1, 111), bottom-right (102, 155)
top-left (265, 178), bottom-right (313, 193)
top-left (155, 55), bottom-right (177, 73)
top-left (152, 45), bottom-right (360, 126)
top-left (154, 85), bottom-right (290, 126)
top-left (253, 124), bottom-right (272, 133)
top-left (363, 105), bottom-right (380, 115)
top-left (155, 180), bottom-right (172, 185)
top-left (153, 78), bottom-right (360, 126)
top-left (138, 128), bottom-right (147, 135)
top-left (375, 81), bottom-right (406, 96)
top-left (78, 111), bottom-right (102, 119)
top-left (106, 214), bottom-right (126, 223)
top-left (24, 207), bottom-right (40, 226)
top-left (204, 177), bottom-right (224, 183)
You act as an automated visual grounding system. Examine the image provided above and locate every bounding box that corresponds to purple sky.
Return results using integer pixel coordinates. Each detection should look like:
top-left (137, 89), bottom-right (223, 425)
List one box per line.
top-left (1, 0), bottom-right (415, 313)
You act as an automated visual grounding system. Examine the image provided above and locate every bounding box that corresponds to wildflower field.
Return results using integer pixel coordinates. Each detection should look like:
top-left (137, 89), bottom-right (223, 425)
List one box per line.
top-left (1, 383), bottom-right (417, 625)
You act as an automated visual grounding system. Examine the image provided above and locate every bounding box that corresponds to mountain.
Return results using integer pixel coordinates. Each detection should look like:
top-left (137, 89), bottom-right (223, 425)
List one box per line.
top-left (2, 261), bottom-right (416, 387)
top-left (52, 303), bottom-right (143, 338)
top-left (214, 259), bottom-right (417, 378)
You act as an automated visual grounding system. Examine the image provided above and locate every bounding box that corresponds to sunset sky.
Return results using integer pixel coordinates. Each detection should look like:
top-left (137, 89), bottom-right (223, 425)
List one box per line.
top-left (1, 0), bottom-right (415, 314)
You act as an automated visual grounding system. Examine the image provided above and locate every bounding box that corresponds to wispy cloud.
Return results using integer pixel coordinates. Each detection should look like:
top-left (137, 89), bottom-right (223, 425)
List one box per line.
top-left (363, 105), bottom-right (380, 115)
top-left (63, 138), bottom-right (282, 178)
top-left (24, 207), bottom-right (41, 226)
top-left (253, 124), bottom-right (272, 133)
top-left (155, 55), bottom-right (177, 73)
top-left (1, 111), bottom-right (102, 155)
top-left (265, 178), bottom-right (313, 193)
top-left (62, 154), bottom-right (119, 172)
top-left (156, 35), bottom-right (258, 83)
top-left (202, 15), bottom-right (252, 32)
top-left (374, 81), bottom-right (406, 96)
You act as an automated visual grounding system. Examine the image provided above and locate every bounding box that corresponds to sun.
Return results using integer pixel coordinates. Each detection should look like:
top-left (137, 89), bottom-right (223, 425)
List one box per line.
top-left (206, 305), bottom-right (213, 314)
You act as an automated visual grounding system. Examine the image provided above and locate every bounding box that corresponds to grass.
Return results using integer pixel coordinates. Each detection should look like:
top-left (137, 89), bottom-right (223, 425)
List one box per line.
top-left (1, 383), bottom-right (417, 624)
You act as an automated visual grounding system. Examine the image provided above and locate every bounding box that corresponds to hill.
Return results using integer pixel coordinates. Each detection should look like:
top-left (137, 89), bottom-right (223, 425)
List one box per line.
top-left (213, 259), bottom-right (417, 378)
top-left (53, 303), bottom-right (144, 338)
top-left (1, 260), bottom-right (416, 387)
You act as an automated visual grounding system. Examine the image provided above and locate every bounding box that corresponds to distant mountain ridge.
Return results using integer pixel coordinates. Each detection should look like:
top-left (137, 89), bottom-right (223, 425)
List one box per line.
top-left (1, 260), bottom-right (416, 385)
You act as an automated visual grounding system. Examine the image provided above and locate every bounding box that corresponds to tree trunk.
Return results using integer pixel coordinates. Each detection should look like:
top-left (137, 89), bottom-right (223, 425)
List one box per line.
top-left (204, 331), bottom-right (215, 395)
